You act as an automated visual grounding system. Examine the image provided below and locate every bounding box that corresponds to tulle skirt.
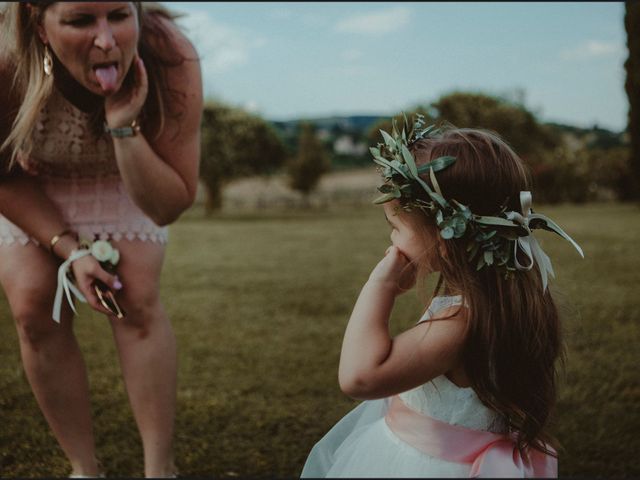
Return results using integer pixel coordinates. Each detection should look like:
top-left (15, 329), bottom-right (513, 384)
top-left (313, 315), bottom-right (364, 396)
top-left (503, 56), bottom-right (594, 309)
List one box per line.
top-left (301, 398), bottom-right (470, 478)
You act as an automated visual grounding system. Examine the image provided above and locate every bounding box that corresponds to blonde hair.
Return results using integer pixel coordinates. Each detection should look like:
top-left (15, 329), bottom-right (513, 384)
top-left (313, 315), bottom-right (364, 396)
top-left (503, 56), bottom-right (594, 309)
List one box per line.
top-left (0, 2), bottom-right (189, 169)
top-left (0, 2), bottom-right (54, 166)
top-left (400, 126), bottom-right (562, 455)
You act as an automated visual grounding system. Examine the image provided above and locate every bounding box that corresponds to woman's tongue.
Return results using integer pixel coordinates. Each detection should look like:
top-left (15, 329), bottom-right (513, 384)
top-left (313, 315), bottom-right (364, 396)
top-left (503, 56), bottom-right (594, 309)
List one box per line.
top-left (94, 65), bottom-right (118, 93)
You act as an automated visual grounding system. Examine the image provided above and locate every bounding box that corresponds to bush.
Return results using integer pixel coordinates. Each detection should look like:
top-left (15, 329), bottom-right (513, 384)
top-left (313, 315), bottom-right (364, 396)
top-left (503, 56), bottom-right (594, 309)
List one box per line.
top-left (287, 122), bottom-right (331, 198)
top-left (533, 146), bottom-right (632, 203)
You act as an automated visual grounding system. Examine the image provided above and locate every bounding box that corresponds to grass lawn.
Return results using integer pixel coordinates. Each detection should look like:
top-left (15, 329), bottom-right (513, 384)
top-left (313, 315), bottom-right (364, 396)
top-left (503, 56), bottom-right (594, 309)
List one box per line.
top-left (1, 202), bottom-right (639, 477)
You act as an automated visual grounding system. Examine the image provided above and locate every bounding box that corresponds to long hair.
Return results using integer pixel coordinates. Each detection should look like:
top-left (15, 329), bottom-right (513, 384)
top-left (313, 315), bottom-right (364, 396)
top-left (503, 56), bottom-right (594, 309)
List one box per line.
top-left (0, 2), bottom-right (190, 168)
top-left (402, 126), bottom-right (563, 455)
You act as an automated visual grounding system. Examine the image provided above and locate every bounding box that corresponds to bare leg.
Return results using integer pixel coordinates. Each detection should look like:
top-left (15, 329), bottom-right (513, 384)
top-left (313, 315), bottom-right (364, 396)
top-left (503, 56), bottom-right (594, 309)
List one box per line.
top-left (108, 240), bottom-right (177, 478)
top-left (0, 244), bottom-right (99, 476)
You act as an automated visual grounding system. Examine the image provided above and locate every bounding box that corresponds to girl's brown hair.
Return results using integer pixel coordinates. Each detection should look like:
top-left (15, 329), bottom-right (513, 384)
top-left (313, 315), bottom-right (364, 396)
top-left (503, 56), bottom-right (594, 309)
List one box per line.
top-left (403, 126), bottom-right (562, 456)
top-left (0, 2), bottom-right (192, 167)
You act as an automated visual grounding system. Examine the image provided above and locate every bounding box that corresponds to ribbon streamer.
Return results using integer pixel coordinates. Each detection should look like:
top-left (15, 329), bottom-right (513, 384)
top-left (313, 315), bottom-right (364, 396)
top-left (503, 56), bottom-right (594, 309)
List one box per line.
top-left (52, 249), bottom-right (91, 323)
top-left (506, 191), bottom-right (584, 292)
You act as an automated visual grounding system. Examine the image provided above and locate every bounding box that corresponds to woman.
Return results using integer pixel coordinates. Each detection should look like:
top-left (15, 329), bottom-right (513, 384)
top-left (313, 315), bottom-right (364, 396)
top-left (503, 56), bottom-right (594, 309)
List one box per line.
top-left (0, 2), bottom-right (202, 477)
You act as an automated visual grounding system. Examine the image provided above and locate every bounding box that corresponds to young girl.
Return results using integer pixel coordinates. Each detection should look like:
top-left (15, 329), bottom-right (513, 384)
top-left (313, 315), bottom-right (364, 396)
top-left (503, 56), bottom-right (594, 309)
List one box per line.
top-left (301, 116), bottom-right (583, 478)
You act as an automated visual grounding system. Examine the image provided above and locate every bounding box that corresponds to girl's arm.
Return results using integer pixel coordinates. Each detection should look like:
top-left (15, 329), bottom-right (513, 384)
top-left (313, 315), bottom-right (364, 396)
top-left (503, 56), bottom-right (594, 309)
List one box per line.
top-left (107, 19), bottom-right (203, 226)
top-left (338, 246), bottom-right (467, 400)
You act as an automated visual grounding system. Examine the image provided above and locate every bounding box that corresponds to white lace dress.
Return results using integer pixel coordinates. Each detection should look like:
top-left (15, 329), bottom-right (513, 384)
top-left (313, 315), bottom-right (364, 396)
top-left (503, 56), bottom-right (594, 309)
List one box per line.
top-left (0, 87), bottom-right (167, 246)
top-left (302, 295), bottom-right (507, 478)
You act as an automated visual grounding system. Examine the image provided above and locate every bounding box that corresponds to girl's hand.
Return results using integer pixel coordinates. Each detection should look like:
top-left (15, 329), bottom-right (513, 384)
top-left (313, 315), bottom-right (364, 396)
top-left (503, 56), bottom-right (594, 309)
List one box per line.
top-left (368, 245), bottom-right (417, 295)
top-left (70, 254), bottom-right (122, 316)
top-left (104, 54), bottom-right (148, 129)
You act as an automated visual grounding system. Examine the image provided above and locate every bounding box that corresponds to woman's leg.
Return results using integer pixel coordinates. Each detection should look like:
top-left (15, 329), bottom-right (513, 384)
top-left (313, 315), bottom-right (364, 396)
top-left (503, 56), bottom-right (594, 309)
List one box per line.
top-left (107, 240), bottom-right (177, 478)
top-left (0, 243), bottom-right (99, 476)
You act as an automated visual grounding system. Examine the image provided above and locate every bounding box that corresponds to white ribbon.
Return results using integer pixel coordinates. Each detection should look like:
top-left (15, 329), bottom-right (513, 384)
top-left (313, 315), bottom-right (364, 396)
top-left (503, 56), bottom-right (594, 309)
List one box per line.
top-left (52, 249), bottom-right (91, 323)
top-left (506, 191), bottom-right (584, 292)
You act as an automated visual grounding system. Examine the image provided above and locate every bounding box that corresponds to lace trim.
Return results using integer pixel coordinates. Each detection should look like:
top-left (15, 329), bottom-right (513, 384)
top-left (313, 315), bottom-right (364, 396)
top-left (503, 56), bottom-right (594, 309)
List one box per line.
top-left (418, 295), bottom-right (464, 323)
top-left (0, 221), bottom-right (168, 247)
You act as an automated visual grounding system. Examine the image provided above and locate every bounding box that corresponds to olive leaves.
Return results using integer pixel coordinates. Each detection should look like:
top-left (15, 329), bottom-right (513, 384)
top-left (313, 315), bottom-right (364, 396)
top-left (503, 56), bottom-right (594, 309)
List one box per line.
top-left (372, 115), bottom-right (532, 273)
top-left (370, 115), bottom-right (583, 280)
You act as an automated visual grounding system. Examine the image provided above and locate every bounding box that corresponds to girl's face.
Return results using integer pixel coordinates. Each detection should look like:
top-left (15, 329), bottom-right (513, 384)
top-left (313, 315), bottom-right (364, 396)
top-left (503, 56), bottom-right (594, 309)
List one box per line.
top-left (383, 203), bottom-right (428, 265)
top-left (38, 2), bottom-right (139, 96)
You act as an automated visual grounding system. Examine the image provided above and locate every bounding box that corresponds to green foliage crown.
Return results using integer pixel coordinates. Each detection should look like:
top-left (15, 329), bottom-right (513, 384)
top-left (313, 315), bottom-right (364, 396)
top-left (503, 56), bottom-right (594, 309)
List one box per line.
top-left (371, 114), bottom-right (584, 288)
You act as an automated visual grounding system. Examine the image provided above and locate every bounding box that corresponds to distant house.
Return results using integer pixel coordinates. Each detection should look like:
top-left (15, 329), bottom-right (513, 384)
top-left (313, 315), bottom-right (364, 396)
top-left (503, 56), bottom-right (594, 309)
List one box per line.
top-left (317, 129), bottom-right (332, 142)
top-left (333, 135), bottom-right (367, 156)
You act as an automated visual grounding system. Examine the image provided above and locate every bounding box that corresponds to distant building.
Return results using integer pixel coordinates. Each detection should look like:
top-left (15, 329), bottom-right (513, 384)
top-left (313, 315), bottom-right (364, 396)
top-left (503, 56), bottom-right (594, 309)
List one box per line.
top-left (317, 129), bottom-right (332, 141)
top-left (333, 135), bottom-right (367, 156)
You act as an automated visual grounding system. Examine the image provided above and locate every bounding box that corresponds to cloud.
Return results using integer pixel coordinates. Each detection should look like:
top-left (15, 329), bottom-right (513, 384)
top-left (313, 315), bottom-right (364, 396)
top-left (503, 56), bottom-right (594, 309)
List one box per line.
top-left (559, 40), bottom-right (625, 61)
top-left (335, 7), bottom-right (411, 35)
top-left (243, 100), bottom-right (260, 113)
top-left (176, 10), bottom-right (265, 75)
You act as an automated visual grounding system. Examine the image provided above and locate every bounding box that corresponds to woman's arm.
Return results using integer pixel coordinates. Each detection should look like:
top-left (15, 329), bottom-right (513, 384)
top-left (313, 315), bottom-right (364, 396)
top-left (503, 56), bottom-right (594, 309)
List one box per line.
top-left (1, 61), bottom-right (117, 314)
top-left (0, 173), bottom-right (120, 315)
top-left (0, 57), bottom-right (70, 250)
top-left (338, 246), bottom-right (467, 400)
top-left (107, 20), bottom-right (203, 226)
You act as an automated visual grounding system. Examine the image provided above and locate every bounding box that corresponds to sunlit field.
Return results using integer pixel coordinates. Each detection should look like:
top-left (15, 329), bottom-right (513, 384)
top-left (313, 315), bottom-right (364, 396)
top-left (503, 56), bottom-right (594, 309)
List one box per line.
top-left (1, 201), bottom-right (638, 477)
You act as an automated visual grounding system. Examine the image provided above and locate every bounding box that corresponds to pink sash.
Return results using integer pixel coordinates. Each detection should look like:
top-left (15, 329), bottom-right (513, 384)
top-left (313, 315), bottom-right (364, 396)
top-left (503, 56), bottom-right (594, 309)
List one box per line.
top-left (384, 396), bottom-right (557, 478)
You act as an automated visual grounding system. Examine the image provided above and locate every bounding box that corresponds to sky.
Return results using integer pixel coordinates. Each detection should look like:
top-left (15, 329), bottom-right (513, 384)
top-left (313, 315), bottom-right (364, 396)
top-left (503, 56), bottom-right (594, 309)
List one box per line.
top-left (163, 2), bottom-right (628, 132)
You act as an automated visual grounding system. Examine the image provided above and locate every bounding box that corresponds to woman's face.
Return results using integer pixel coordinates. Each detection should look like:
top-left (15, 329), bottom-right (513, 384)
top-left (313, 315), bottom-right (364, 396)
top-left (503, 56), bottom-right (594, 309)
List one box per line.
top-left (39, 2), bottom-right (139, 96)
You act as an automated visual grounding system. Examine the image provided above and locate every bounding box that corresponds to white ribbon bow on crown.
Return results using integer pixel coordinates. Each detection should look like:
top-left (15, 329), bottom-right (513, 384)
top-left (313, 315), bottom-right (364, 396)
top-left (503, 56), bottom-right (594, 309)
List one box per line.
top-left (505, 191), bottom-right (584, 292)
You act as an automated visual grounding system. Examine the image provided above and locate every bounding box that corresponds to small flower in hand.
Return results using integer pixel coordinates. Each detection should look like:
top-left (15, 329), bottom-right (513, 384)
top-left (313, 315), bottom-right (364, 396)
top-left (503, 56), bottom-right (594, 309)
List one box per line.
top-left (89, 240), bottom-right (120, 273)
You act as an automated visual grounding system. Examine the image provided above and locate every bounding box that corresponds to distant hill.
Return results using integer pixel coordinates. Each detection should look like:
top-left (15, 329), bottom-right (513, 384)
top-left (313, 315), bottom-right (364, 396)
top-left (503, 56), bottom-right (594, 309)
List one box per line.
top-left (270, 115), bottom-right (626, 150)
top-left (270, 115), bottom-right (383, 136)
top-left (268, 115), bottom-right (627, 171)
top-left (545, 122), bottom-right (627, 150)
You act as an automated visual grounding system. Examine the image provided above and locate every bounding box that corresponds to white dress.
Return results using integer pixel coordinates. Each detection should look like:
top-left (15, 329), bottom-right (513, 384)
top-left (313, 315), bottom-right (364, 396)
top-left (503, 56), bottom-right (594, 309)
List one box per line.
top-left (301, 295), bottom-right (508, 478)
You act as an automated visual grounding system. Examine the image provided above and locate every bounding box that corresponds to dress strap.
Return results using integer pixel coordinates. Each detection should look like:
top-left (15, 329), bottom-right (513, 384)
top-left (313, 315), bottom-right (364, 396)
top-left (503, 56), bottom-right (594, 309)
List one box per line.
top-left (418, 295), bottom-right (464, 323)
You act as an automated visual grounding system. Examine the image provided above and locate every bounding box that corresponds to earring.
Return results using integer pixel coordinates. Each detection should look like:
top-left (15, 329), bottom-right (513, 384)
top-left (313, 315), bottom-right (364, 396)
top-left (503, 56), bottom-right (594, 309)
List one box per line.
top-left (43, 45), bottom-right (53, 76)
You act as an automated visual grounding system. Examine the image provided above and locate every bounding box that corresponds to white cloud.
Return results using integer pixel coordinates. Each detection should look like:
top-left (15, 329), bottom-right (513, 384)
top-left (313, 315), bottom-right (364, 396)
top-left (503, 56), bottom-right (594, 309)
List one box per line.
top-left (176, 11), bottom-right (265, 76)
top-left (243, 100), bottom-right (260, 113)
top-left (559, 40), bottom-right (625, 61)
top-left (335, 7), bottom-right (411, 35)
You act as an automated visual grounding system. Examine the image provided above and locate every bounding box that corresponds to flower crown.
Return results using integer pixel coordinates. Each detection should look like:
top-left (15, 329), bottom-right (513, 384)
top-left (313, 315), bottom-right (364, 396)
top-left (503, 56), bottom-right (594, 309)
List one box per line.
top-left (371, 114), bottom-right (584, 290)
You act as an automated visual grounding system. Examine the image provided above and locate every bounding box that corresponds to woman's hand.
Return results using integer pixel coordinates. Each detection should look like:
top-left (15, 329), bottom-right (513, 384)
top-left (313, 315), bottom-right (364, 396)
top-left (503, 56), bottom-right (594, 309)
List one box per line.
top-left (70, 254), bottom-right (122, 316)
top-left (368, 245), bottom-right (417, 295)
top-left (104, 54), bottom-right (148, 129)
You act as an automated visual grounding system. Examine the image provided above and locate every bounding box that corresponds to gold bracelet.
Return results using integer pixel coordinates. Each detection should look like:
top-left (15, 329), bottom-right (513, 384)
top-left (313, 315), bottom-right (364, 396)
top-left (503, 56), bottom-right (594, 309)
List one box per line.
top-left (49, 229), bottom-right (75, 253)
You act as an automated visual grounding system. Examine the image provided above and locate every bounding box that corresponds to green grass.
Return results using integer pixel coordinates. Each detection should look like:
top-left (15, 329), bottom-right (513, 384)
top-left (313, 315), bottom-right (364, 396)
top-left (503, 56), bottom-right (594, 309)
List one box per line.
top-left (1, 203), bottom-right (639, 477)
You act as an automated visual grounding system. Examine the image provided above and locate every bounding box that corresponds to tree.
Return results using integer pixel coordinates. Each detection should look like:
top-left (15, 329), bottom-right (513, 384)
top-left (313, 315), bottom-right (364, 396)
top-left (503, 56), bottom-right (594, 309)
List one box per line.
top-left (200, 102), bottom-right (287, 212)
top-left (366, 92), bottom-right (561, 168)
top-left (430, 91), bottom-right (561, 166)
top-left (624, 0), bottom-right (640, 200)
top-left (287, 122), bottom-right (331, 199)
